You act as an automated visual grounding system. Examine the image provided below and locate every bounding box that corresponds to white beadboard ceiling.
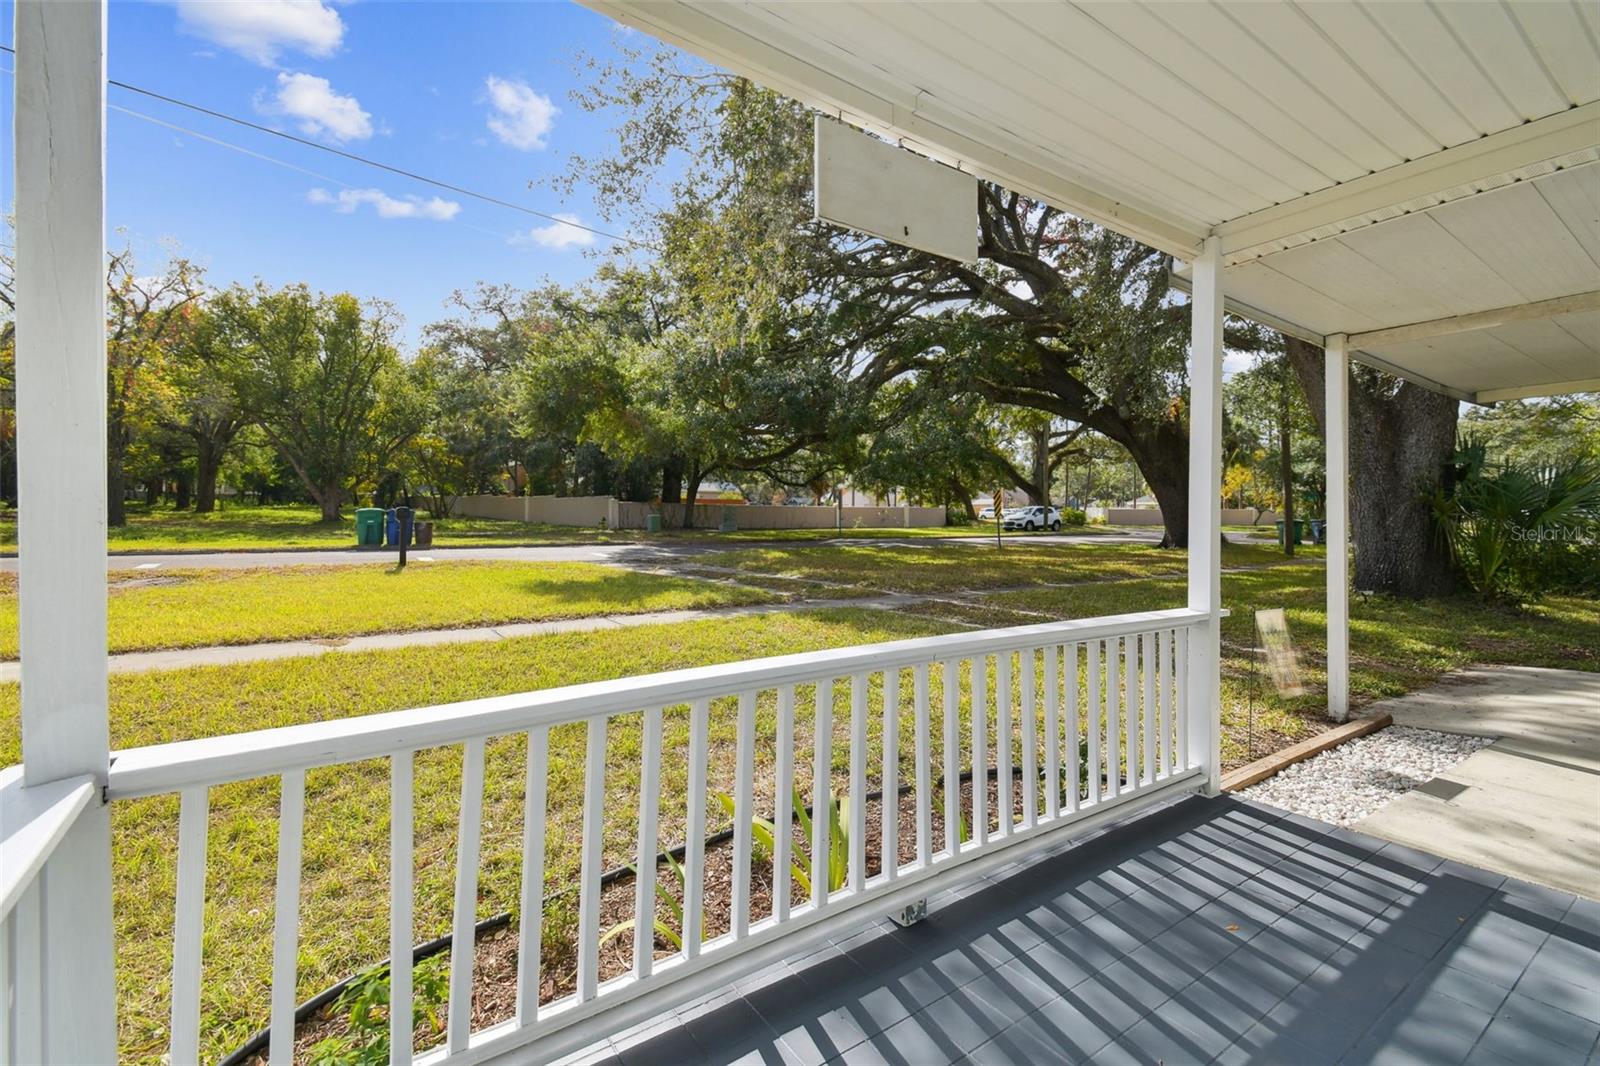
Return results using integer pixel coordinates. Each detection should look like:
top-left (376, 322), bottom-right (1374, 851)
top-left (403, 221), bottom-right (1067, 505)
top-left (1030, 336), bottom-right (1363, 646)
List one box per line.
top-left (582, 0), bottom-right (1600, 402)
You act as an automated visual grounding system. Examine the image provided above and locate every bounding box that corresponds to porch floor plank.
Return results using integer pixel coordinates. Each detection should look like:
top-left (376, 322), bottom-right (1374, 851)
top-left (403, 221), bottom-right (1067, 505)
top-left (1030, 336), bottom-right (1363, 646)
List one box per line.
top-left (555, 795), bottom-right (1598, 1066)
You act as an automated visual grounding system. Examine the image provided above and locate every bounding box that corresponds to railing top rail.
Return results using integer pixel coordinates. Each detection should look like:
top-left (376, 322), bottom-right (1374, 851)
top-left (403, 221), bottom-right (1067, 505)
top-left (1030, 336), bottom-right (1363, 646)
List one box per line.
top-left (0, 767), bottom-right (99, 919)
top-left (105, 608), bottom-right (1207, 799)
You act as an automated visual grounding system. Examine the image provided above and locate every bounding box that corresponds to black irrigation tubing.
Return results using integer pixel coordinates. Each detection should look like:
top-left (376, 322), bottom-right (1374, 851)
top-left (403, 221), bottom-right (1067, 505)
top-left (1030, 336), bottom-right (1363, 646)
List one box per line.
top-left (223, 761), bottom-right (1044, 1063)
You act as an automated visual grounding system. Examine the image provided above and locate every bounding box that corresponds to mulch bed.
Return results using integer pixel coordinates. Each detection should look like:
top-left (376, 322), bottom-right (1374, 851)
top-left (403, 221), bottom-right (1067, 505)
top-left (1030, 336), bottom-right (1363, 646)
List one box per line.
top-left (259, 776), bottom-right (1045, 1062)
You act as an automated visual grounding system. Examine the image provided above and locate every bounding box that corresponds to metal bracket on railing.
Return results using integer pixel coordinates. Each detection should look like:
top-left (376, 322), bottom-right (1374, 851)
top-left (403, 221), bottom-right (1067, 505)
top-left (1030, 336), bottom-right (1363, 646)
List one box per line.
top-left (891, 898), bottom-right (928, 927)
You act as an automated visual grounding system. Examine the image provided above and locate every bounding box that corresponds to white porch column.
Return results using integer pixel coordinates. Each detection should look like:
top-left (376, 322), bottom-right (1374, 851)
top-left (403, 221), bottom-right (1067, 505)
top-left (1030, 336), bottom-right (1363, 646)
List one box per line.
top-left (1325, 334), bottom-right (1351, 722)
top-left (1186, 236), bottom-right (1224, 795)
top-left (15, 0), bottom-right (118, 1061)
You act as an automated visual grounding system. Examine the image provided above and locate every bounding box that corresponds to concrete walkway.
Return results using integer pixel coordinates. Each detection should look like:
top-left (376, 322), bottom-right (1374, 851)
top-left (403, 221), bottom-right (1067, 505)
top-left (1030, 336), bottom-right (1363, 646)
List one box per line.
top-left (1355, 666), bottom-right (1600, 900)
top-left (0, 594), bottom-right (931, 681)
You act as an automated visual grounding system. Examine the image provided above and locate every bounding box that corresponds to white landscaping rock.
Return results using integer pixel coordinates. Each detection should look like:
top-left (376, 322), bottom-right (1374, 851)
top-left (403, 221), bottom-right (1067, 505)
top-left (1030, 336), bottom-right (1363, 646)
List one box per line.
top-left (1240, 726), bottom-right (1493, 827)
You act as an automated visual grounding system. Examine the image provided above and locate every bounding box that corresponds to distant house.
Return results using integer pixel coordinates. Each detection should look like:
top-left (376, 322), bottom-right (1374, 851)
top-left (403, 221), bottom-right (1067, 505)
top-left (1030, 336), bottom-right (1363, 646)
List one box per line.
top-left (695, 481), bottom-right (748, 505)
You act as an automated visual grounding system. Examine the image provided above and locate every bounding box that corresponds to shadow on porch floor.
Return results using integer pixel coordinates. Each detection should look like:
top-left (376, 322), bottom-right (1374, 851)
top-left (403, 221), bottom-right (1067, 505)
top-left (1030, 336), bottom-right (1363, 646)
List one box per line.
top-left (560, 795), bottom-right (1600, 1065)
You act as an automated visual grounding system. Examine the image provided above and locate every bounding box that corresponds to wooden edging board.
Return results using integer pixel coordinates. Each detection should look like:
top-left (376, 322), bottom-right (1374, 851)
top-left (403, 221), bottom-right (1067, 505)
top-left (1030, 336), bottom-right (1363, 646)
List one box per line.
top-left (1221, 713), bottom-right (1393, 792)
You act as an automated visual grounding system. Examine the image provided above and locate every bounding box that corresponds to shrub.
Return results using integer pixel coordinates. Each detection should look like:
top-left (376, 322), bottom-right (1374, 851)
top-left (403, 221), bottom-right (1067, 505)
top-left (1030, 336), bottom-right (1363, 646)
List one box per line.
top-left (1427, 438), bottom-right (1600, 603)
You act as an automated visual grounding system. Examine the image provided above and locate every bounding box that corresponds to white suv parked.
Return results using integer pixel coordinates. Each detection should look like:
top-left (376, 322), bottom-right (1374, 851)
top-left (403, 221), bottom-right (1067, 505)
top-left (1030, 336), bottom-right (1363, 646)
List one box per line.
top-left (1002, 505), bottom-right (1062, 532)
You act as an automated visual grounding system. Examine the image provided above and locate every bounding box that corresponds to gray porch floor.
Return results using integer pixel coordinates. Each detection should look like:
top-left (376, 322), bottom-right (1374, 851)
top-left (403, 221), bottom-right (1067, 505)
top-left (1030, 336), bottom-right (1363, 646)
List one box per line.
top-left (565, 796), bottom-right (1600, 1066)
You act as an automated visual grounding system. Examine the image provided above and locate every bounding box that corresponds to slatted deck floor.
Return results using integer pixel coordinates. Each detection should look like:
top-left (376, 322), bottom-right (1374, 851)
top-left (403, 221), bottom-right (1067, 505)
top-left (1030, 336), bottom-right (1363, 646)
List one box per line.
top-left (560, 795), bottom-right (1599, 1066)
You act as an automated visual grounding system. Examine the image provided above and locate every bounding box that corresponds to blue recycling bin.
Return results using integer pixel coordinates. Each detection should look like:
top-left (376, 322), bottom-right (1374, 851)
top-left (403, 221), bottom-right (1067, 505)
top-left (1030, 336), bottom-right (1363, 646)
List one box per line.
top-left (1310, 519), bottom-right (1326, 544)
top-left (385, 508), bottom-right (412, 547)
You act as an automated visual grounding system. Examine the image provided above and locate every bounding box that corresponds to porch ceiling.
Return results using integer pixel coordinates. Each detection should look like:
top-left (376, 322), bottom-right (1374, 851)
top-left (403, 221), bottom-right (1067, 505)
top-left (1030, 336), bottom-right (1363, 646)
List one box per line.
top-left (582, 0), bottom-right (1600, 403)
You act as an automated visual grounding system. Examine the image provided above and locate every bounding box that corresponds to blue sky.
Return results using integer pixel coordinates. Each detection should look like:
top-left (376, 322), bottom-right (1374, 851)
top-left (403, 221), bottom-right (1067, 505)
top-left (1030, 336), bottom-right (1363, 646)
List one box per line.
top-left (2, 0), bottom-right (649, 344)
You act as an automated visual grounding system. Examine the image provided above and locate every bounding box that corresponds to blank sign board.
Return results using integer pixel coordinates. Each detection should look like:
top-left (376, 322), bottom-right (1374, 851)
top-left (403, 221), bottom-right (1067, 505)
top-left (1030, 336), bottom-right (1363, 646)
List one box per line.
top-left (814, 116), bottom-right (978, 263)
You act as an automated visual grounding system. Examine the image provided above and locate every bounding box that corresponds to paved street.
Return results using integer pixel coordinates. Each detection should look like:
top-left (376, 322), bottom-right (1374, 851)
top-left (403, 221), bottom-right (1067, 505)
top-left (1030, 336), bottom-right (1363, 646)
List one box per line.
top-left (0, 529), bottom-right (1166, 571)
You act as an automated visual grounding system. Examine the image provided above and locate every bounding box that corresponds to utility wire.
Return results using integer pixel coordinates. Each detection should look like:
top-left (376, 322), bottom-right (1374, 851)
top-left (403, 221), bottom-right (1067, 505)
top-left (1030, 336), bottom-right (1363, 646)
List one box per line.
top-left (106, 102), bottom-right (523, 247)
top-left (0, 43), bottom-right (655, 251)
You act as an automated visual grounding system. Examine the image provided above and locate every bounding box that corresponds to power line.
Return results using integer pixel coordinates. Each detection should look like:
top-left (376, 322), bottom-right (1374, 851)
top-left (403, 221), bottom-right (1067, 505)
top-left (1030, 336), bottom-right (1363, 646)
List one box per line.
top-left (0, 43), bottom-right (655, 252)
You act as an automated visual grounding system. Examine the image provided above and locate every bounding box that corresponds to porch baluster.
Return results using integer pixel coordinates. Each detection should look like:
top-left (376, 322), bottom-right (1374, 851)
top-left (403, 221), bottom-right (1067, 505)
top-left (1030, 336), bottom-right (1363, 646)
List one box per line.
top-left (849, 674), bottom-right (869, 890)
top-left (881, 670), bottom-right (900, 880)
top-left (635, 708), bottom-right (664, 973)
top-left (1021, 648), bottom-right (1037, 828)
top-left (732, 693), bottom-right (755, 938)
top-left (913, 665), bottom-right (932, 865)
top-left (775, 685), bottom-right (796, 917)
top-left (516, 728), bottom-right (548, 1026)
top-left (996, 654), bottom-right (1013, 834)
top-left (1044, 644), bottom-right (1061, 820)
top-left (576, 723), bottom-right (605, 1003)
top-left (269, 769), bottom-right (305, 1066)
top-left (813, 680), bottom-right (833, 905)
top-left (449, 739), bottom-right (486, 1049)
top-left (170, 786), bottom-right (208, 1066)
top-left (391, 752), bottom-right (415, 1065)
top-left (683, 700), bottom-right (709, 959)
top-left (942, 660), bottom-right (960, 857)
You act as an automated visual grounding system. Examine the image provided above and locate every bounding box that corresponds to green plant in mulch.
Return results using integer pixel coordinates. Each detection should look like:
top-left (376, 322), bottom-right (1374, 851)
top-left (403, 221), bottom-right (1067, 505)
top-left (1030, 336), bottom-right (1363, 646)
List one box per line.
top-left (305, 955), bottom-right (449, 1066)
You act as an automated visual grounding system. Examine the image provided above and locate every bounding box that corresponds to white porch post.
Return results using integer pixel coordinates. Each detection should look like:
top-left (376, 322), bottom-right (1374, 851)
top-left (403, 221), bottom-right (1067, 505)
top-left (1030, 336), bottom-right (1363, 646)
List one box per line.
top-left (1186, 235), bottom-right (1224, 794)
top-left (15, 0), bottom-right (118, 1061)
top-left (1324, 334), bottom-right (1351, 722)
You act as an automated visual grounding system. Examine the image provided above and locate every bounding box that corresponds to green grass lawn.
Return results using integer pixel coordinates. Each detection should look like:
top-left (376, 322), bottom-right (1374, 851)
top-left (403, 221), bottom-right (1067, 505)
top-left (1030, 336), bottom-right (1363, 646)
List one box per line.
top-left (0, 562), bottom-right (775, 657)
top-left (0, 609), bottom-right (959, 1064)
top-left (687, 538), bottom-right (1319, 594)
top-left (2, 545), bottom-right (1591, 1063)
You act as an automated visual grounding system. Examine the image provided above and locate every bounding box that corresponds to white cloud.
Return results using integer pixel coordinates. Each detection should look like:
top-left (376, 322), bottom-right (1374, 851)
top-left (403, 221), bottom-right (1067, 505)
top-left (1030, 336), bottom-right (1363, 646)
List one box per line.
top-left (484, 76), bottom-right (557, 150)
top-left (267, 72), bottom-right (373, 142)
top-left (175, 0), bottom-right (343, 66)
top-left (515, 214), bottom-right (596, 250)
top-left (308, 187), bottom-right (461, 221)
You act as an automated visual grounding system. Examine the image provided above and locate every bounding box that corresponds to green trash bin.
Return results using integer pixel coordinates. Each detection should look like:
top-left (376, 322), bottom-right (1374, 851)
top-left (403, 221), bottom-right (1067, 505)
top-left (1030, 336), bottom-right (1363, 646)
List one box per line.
top-left (646, 513), bottom-right (662, 533)
top-left (355, 507), bottom-right (386, 548)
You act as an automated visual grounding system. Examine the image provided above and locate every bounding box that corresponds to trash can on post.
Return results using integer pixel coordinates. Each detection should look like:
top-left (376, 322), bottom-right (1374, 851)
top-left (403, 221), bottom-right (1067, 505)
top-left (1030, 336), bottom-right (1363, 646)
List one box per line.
top-left (395, 506), bottom-right (414, 550)
top-left (387, 507), bottom-right (414, 548)
top-left (355, 508), bottom-right (385, 548)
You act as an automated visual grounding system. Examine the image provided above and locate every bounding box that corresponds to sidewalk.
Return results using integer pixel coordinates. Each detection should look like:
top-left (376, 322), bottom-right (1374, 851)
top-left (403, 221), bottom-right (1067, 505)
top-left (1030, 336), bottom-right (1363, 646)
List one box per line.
top-left (0, 593), bottom-right (931, 681)
top-left (1354, 666), bottom-right (1600, 899)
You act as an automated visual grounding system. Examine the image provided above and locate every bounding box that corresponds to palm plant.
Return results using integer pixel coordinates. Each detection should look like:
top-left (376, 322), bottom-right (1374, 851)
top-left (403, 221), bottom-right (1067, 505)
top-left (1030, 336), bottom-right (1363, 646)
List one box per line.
top-left (1428, 437), bottom-right (1600, 601)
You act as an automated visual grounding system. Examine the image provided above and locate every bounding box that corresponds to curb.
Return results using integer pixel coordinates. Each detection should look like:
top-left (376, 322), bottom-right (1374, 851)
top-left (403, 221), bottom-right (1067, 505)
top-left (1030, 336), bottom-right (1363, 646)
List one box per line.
top-left (1221, 713), bottom-right (1393, 792)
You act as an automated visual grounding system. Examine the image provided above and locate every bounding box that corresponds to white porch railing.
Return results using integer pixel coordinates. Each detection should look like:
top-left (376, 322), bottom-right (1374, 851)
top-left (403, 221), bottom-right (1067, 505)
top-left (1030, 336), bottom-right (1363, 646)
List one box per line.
top-left (0, 768), bottom-right (102, 1065)
top-left (6, 607), bottom-right (1210, 1066)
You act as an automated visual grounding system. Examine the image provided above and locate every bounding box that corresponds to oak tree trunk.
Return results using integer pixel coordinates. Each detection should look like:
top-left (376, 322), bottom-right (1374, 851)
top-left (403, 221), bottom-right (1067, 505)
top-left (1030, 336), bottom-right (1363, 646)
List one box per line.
top-left (195, 446), bottom-right (221, 514)
top-left (317, 487), bottom-right (344, 523)
top-left (1285, 337), bottom-right (1457, 597)
top-left (1279, 366), bottom-right (1295, 558)
top-left (681, 467), bottom-right (704, 529)
top-left (1028, 426), bottom-right (1050, 506)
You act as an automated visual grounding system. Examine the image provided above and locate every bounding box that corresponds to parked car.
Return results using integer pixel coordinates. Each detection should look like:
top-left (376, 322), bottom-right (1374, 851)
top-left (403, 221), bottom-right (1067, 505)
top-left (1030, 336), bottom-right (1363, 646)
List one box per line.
top-left (977, 504), bottom-right (998, 521)
top-left (1003, 505), bottom-right (1062, 532)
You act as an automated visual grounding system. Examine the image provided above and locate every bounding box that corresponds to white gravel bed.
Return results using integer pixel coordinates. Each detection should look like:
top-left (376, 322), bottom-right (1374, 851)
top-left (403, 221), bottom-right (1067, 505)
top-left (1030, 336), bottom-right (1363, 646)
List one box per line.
top-left (1240, 725), bottom-right (1494, 827)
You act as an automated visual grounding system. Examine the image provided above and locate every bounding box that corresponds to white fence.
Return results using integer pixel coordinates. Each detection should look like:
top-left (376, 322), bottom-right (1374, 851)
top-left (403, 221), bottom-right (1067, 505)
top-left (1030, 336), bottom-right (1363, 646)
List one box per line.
top-left (81, 608), bottom-right (1207, 1065)
top-left (450, 495), bottom-right (946, 531)
top-left (449, 495), bottom-right (613, 526)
